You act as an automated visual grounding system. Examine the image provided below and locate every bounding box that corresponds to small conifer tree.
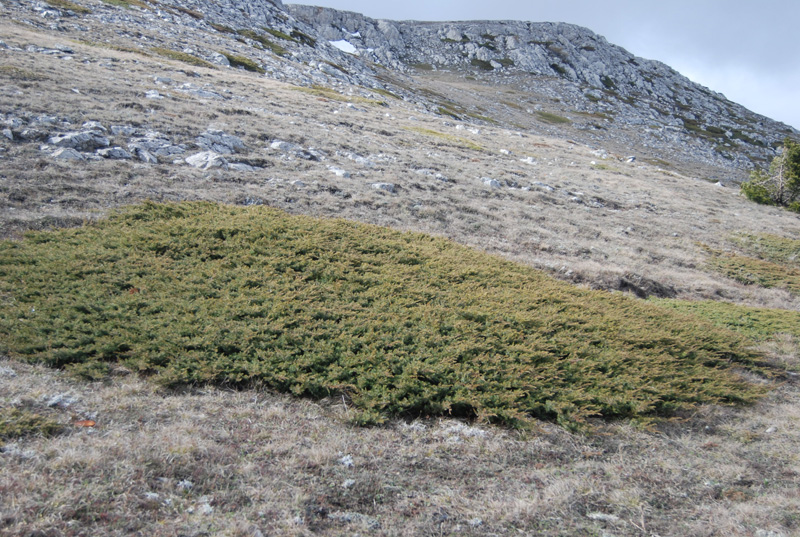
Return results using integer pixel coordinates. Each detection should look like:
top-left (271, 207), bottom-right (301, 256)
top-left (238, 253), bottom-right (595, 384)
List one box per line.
top-left (741, 138), bottom-right (800, 211)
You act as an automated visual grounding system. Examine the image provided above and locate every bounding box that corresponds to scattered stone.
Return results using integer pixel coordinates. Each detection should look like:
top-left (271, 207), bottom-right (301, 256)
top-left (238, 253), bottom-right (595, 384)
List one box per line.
top-left (482, 177), bottom-right (501, 188)
top-left (51, 147), bottom-right (84, 160)
top-left (468, 518), bottom-right (484, 527)
top-left (145, 90), bottom-right (163, 99)
top-left (135, 149), bottom-right (159, 164)
top-left (587, 512), bottom-right (620, 523)
top-left (110, 125), bottom-right (137, 136)
top-left (342, 479), bottom-right (356, 489)
top-left (19, 128), bottom-right (50, 142)
top-left (339, 454), bottom-right (354, 467)
top-left (2, 128), bottom-right (13, 141)
top-left (46, 394), bottom-right (77, 408)
top-left (209, 52), bottom-right (230, 66)
top-left (0, 443), bottom-right (37, 460)
top-left (329, 166), bottom-right (350, 178)
top-left (0, 366), bottom-right (17, 377)
top-left (270, 140), bottom-right (303, 153)
top-left (371, 182), bottom-right (395, 193)
top-left (48, 131), bottom-right (110, 151)
top-left (97, 146), bottom-right (132, 159)
top-left (185, 151), bottom-right (228, 170)
top-left (520, 156), bottom-right (537, 165)
top-left (81, 120), bottom-right (106, 132)
top-left (128, 132), bottom-right (185, 160)
top-left (176, 479), bottom-right (194, 491)
top-left (228, 162), bottom-right (257, 172)
top-left (196, 129), bottom-right (246, 154)
top-left (290, 180), bottom-right (306, 187)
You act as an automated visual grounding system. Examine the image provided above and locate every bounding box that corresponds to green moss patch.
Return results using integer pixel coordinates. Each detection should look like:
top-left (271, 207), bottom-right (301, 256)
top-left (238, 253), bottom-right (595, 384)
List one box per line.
top-left (220, 52), bottom-right (265, 74)
top-left (236, 29), bottom-right (288, 57)
top-left (45, 0), bottom-right (91, 14)
top-left (0, 202), bottom-right (768, 429)
top-left (536, 111), bottom-right (571, 125)
top-left (405, 127), bottom-right (485, 151)
top-left (151, 47), bottom-right (215, 69)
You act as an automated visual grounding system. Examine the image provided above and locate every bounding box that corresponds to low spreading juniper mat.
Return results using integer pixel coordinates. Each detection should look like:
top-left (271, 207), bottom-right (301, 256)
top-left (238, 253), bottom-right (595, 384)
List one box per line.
top-left (0, 202), bottom-right (769, 429)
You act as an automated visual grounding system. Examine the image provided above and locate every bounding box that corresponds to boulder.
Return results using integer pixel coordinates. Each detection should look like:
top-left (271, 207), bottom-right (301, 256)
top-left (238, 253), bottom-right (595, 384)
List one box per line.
top-left (97, 146), bottom-right (132, 160)
top-left (48, 131), bottom-right (110, 151)
top-left (51, 147), bottom-right (84, 160)
top-left (185, 151), bottom-right (228, 170)
top-left (371, 182), bottom-right (396, 193)
top-left (196, 129), bottom-right (246, 154)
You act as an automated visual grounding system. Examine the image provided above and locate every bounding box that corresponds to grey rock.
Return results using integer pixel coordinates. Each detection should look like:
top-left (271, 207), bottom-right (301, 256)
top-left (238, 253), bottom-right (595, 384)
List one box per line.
top-left (145, 90), bottom-right (163, 99)
top-left (329, 166), bottom-right (350, 178)
top-left (196, 129), bottom-right (246, 154)
top-left (21, 129), bottom-right (51, 142)
top-left (48, 131), bottom-right (110, 151)
top-left (0, 366), bottom-right (17, 377)
top-left (97, 146), bottom-right (132, 159)
top-left (135, 149), bottom-right (159, 164)
top-left (371, 182), bottom-right (395, 193)
top-left (2, 128), bottom-right (13, 141)
top-left (228, 162), bottom-right (257, 172)
top-left (185, 150), bottom-right (228, 169)
top-left (482, 177), bottom-right (501, 188)
top-left (128, 132), bottom-right (186, 159)
top-left (81, 120), bottom-right (106, 132)
top-left (46, 394), bottom-right (78, 408)
top-left (51, 147), bottom-right (84, 160)
top-left (110, 125), bottom-right (137, 136)
top-left (209, 52), bottom-right (231, 66)
top-left (270, 140), bottom-right (303, 152)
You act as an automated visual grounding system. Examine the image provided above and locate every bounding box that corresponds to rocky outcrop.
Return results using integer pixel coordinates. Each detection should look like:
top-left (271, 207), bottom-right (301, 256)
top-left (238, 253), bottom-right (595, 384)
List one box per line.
top-left (288, 4), bottom-right (796, 171)
top-left (3, 0), bottom-right (797, 175)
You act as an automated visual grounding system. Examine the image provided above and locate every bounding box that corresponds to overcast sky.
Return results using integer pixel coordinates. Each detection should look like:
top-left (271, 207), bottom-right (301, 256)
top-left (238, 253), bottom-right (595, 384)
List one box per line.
top-left (291, 0), bottom-right (800, 130)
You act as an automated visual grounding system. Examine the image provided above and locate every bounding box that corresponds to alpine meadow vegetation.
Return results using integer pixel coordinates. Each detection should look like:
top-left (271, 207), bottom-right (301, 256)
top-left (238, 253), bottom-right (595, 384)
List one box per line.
top-left (0, 202), bottom-right (770, 430)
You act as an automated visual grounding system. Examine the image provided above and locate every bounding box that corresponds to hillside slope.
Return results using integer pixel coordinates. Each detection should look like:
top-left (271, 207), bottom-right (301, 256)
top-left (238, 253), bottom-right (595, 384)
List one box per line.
top-left (1, 1), bottom-right (800, 536)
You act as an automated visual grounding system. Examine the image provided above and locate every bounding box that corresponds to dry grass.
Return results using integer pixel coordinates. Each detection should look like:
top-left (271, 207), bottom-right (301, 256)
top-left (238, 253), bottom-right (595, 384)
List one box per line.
top-left (1, 10), bottom-right (800, 536)
top-left (2, 353), bottom-right (799, 536)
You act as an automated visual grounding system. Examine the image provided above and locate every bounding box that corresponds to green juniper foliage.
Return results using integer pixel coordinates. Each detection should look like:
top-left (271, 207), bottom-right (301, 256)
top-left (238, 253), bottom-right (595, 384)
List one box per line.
top-left (0, 408), bottom-right (62, 446)
top-left (706, 233), bottom-right (800, 294)
top-left (0, 202), bottom-right (768, 428)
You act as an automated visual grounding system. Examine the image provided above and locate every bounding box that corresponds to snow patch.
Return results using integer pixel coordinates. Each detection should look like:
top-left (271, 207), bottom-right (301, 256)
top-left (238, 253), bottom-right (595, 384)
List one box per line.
top-left (329, 40), bottom-right (358, 55)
